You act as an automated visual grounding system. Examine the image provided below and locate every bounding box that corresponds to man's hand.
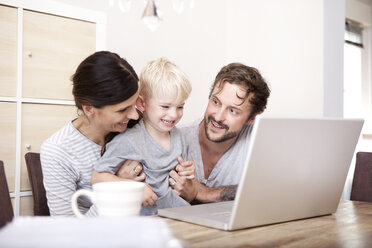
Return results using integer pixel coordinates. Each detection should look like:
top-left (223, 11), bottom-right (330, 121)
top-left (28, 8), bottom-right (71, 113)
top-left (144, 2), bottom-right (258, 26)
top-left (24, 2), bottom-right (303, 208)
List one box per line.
top-left (168, 157), bottom-right (197, 202)
top-left (116, 160), bottom-right (146, 182)
top-left (169, 169), bottom-right (198, 202)
top-left (142, 183), bottom-right (158, 206)
top-left (169, 157), bottom-right (238, 203)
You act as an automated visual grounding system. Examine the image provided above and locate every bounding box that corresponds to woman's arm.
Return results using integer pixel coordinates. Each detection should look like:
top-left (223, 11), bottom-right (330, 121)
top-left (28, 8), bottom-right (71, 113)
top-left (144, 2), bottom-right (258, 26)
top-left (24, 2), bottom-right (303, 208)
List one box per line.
top-left (91, 170), bottom-right (158, 207)
top-left (115, 160), bottom-right (146, 182)
top-left (41, 144), bottom-right (97, 216)
top-left (91, 170), bottom-right (132, 184)
top-left (91, 159), bottom-right (147, 183)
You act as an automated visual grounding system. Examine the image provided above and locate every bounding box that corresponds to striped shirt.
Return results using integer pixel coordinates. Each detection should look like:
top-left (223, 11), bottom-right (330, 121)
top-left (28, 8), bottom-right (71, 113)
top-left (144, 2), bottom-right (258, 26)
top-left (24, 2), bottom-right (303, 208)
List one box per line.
top-left (40, 121), bottom-right (99, 216)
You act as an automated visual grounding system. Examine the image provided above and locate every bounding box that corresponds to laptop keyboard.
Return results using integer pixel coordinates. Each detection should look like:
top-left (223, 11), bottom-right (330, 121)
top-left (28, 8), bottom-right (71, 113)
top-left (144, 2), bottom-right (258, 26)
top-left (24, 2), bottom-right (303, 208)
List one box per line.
top-left (210, 211), bottom-right (231, 217)
top-left (202, 202), bottom-right (234, 222)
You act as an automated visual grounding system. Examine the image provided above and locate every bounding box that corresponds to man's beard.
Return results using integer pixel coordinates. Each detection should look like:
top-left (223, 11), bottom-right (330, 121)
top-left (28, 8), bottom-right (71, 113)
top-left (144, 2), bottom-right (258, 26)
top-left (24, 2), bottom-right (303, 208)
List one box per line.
top-left (204, 115), bottom-right (239, 143)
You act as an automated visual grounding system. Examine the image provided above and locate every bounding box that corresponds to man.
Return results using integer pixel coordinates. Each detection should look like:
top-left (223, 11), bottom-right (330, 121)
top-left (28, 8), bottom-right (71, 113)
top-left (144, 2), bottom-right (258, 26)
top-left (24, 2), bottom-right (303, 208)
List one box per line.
top-left (169, 63), bottom-right (270, 203)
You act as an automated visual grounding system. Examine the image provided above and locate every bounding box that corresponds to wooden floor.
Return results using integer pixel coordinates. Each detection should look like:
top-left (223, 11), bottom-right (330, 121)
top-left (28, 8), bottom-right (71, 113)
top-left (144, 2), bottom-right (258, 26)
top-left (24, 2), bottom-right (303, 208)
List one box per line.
top-left (159, 201), bottom-right (372, 248)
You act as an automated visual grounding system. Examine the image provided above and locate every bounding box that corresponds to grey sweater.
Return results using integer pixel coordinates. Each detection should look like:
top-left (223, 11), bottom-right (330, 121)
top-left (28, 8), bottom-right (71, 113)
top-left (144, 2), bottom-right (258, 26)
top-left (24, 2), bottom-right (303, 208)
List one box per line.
top-left (95, 120), bottom-right (189, 215)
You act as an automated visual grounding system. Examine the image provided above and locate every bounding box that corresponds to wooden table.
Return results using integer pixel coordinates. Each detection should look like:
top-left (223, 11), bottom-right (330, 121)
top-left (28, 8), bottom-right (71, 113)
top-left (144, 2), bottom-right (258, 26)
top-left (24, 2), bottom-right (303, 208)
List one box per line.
top-left (160, 201), bottom-right (372, 248)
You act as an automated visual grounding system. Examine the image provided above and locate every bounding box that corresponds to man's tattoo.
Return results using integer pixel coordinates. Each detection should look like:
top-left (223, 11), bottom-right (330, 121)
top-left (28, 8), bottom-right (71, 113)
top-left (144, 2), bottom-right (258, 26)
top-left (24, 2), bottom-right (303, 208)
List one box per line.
top-left (220, 186), bottom-right (237, 201)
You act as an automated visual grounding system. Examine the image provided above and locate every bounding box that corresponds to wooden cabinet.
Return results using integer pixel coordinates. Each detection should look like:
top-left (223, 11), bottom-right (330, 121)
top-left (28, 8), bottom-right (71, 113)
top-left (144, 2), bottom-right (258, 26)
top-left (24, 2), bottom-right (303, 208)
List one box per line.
top-left (23, 10), bottom-right (96, 100)
top-left (0, 2), bottom-right (104, 216)
top-left (0, 5), bottom-right (17, 97)
top-left (20, 104), bottom-right (77, 191)
top-left (0, 102), bottom-right (16, 192)
top-left (20, 196), bottom-right (33, 216)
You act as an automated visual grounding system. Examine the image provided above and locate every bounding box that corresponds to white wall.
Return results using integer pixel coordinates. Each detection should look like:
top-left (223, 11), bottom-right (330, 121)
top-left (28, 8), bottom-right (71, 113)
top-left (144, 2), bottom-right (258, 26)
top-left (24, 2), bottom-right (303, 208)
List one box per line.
top-left (55, 0), bottom-right (344, 123)
top-left (226, 0), bottom-right (331, 118)
top-left (324, 0), bottom-right (345, 117)
top-left (54, 0), bottom-right (227, 124)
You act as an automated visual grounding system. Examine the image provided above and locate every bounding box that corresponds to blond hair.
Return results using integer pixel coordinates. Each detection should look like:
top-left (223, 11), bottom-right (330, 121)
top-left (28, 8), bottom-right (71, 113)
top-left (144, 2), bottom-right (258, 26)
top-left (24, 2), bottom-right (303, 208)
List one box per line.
top-left (139, 57), bottom-right (191, 104)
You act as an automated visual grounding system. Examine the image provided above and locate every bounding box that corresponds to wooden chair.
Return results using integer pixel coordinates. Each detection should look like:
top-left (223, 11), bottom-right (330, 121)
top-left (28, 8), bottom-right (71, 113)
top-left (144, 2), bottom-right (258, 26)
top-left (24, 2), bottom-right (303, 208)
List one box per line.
top-left (25, 152), bottom-right (50, 216)
top-left (0, 160), bottom-right (14, 228)
top-left (350, 152), bottom-right (372, 202)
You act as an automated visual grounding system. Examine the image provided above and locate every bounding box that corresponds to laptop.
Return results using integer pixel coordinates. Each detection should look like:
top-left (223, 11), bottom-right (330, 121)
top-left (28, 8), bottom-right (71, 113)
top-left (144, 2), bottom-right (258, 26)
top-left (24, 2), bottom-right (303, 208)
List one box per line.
top-left (158, 117), bottom-right (364, 231)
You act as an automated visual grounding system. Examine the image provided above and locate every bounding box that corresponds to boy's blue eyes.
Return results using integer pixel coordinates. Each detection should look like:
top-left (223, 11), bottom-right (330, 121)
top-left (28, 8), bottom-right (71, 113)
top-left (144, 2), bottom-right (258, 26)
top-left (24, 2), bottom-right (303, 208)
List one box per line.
top-left (160, 105), bottom-right (184, 109)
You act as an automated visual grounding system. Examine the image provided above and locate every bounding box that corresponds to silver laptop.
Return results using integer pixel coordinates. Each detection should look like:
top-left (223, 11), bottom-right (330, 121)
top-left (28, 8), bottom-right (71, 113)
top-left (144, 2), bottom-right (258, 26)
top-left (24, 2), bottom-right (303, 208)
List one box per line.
top-left (158, 117), bottom-right (364, 231)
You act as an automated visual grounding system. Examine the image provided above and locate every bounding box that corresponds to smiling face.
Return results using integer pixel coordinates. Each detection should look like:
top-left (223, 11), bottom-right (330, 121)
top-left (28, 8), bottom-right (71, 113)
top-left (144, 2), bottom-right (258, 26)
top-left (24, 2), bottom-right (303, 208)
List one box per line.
top-left (204, 82), bottom-right (254, 143)
top-left (139, 91), bottom-right (184, 136)
top-left (91, 91), bottom-right (140, 135)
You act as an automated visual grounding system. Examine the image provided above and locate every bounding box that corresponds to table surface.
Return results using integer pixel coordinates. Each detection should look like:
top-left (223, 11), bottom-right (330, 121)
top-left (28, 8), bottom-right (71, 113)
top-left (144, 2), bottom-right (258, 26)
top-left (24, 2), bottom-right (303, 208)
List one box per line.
top-left (159, 200), bottom-right (372, 248)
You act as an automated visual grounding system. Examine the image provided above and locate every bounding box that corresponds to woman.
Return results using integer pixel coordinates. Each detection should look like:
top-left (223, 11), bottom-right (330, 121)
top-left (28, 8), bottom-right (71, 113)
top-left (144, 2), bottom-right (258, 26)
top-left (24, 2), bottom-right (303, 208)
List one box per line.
top-left (40, 51), bottom-right (156, 216)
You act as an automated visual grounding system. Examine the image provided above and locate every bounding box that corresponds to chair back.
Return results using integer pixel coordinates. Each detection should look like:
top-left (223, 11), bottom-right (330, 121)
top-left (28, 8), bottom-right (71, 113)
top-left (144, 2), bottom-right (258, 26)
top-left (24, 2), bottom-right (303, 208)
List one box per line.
top-left (351, 152), bottom-right (372, 202)
top-left (25, 152), bottom-right (50, 216)
top-left (0, 160), bottom-right (14, 228)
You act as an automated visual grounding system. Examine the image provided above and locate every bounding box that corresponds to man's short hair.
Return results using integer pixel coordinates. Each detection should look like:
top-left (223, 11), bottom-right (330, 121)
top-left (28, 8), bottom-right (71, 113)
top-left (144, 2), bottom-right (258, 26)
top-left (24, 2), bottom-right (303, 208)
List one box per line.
top-left (139, 57), bottom-right (191, 104)
top-left (209, 63), bottom-right (270, 120)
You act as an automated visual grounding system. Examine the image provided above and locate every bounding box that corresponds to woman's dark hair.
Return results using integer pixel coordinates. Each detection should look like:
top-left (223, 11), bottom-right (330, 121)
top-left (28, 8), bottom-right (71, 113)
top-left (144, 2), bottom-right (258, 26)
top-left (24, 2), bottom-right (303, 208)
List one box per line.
top-left (72, 51), bottom-right (139, 153)
top-left (72, 51), bottom-right (139, 110)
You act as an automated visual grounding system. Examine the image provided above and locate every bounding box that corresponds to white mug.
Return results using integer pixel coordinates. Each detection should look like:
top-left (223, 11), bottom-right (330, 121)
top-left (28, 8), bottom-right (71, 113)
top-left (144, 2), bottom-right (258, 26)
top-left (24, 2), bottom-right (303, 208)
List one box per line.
top-left (71, 181), bottom-right (145, 218)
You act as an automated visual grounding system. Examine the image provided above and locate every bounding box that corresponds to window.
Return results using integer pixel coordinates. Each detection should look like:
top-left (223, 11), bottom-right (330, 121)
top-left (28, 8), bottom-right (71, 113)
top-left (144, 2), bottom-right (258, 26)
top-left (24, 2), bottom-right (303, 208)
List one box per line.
top-left (342, 17), bottom-right (372, 201)
top-left (344, 19), bottom-right (364, 118)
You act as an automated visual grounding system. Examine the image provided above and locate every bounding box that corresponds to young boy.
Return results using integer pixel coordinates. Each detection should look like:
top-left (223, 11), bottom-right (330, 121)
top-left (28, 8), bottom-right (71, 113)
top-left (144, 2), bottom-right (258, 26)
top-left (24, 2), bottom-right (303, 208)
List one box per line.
top-left (91, 57), bottom-right (193, 215)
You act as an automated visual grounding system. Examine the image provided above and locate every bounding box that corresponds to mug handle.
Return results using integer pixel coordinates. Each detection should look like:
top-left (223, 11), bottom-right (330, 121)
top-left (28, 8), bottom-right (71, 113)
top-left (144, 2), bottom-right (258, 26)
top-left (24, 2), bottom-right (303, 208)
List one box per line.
top-left (71, 189), bottom-right (95, 218)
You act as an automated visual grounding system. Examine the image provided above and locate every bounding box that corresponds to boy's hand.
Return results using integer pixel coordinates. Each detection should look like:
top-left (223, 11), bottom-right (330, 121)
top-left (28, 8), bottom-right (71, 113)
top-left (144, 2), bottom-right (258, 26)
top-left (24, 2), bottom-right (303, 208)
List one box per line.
top-left (116, 160), bottom-right (146, 182)
top-left (174, 156), bottom-right (195, 179)
top-left (142, 183), bottom-right (158, 207)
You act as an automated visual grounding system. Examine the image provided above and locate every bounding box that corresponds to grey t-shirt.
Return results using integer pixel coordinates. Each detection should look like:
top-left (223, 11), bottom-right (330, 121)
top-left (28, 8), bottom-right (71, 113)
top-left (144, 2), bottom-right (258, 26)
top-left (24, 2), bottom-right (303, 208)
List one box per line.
top-left (95, 120), bottom-right (189, 215)
top-left (180, 121), bottom-right (253, 188)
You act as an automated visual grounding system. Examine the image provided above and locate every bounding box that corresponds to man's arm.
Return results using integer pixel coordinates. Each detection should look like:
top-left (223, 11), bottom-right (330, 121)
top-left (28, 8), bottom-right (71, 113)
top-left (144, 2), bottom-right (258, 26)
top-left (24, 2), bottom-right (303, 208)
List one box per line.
top-left (169, 170), bottom-right (237, 203)
top-left (193, 181), bottom-right (237, 203)
top-left (219, 185), bottom-right (238, 201)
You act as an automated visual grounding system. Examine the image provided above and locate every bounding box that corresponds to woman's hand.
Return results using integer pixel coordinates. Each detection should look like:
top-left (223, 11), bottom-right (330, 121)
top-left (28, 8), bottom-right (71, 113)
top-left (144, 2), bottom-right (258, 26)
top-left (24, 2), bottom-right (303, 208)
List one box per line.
top-left (142, 184), bottom-right (158, 206)
top-left (116, 160), bottom-right (146, 182)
